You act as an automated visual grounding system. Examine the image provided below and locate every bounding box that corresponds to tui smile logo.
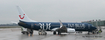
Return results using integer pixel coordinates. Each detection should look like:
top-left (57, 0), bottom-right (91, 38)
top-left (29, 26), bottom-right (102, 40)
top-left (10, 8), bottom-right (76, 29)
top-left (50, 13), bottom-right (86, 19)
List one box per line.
top-left (19, 14), bottom-right (25, 19)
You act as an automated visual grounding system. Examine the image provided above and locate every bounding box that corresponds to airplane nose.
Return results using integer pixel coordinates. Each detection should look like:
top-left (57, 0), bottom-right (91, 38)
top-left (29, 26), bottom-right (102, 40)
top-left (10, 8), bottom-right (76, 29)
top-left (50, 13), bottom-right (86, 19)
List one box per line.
top-left (93, 27), bottom-right (97, 30)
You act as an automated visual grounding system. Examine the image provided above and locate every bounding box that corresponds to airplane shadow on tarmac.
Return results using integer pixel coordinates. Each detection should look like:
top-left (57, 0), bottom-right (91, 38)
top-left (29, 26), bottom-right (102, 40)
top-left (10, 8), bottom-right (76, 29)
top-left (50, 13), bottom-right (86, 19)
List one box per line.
top-left (18, 32), bottom-right (104, 40)
top-left (19, 34), bottom-right (55, 40)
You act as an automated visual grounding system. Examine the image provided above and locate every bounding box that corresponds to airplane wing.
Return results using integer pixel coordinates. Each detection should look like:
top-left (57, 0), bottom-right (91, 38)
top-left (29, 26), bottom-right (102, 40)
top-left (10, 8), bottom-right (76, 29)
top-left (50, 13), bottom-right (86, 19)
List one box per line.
top-left (51, 28), bottom-right (59, 31)
top-left (51, 20), bottom-right (63, 31)
top-left (52, 20), bottom-right (75, 33)
top-left (67, 28), bottom-right (75, 33)
top-left (59, 20), bottom-right (63, 28)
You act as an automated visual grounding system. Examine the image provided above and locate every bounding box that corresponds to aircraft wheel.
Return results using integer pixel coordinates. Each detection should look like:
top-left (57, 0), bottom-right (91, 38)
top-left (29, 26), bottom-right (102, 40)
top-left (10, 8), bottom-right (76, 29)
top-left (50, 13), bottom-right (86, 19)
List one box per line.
top-left (38, 32), bottom-right (41, 35)
top-left (23, 33), bottom-right (25, 34)
top-left (53, 31), bottom-right (56, 35)
top-left (22, 32), bottom-right (25, 34)
top-left (26, 32), bottom-right (29, 35)
top-left (26, 32), bottom-right (30, 36)
top-left (42, 32), bottom-right (44, 35)
top-left (43, 32), bottom-right (47, 35)
top-left (45, 32), bottom-right (47, 35)
top-left (30, 32), bottom-right (33, 36)
top-left (58, 31), bottom-right (61, 35)
top-left (92, 32), bottom-right (95, 34)
top-left (96, 31), bottom-right (99, 34)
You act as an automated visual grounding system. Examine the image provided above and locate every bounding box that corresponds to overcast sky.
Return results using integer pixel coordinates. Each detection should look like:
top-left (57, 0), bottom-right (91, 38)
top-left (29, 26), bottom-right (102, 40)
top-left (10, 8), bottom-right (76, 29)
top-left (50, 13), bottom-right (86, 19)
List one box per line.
top-left (0, 0), bottom-right (105, 24)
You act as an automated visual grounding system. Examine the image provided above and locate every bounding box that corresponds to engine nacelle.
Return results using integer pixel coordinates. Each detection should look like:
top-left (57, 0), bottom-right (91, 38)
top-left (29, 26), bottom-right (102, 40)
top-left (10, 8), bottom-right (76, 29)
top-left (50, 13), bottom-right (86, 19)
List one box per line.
top-left (67, 28), bottom-right (75, 33)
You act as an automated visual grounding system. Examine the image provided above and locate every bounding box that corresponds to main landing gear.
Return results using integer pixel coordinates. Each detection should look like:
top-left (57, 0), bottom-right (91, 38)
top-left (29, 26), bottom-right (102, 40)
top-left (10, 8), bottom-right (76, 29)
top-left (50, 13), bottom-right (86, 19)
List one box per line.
top-left (38, 29), bottom-right (47, 35)
top-left (87, 31), bottom-right (98, 35)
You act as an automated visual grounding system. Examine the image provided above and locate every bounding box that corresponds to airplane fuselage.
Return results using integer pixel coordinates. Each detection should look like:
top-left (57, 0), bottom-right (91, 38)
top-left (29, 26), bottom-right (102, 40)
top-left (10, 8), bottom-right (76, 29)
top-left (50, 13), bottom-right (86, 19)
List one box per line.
top-left (18, 21), bottom-right (97, 32)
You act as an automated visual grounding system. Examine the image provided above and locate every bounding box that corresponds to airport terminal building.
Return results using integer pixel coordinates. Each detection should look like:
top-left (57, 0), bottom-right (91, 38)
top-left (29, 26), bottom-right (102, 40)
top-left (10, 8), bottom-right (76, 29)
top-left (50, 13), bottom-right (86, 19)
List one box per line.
top-left (82, 20), bottom-right (105, 27)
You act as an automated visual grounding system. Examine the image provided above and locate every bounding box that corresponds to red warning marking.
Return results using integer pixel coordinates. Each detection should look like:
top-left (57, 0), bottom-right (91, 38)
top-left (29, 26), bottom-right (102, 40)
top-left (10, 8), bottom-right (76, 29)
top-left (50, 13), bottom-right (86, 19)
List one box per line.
top-left (19, 14), bottom-right (25, 19)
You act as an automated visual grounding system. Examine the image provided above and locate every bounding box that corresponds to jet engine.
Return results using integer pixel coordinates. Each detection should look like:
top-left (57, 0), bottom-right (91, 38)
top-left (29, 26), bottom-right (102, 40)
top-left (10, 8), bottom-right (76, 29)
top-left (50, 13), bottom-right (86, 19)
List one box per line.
top-left (67, 28), bottom-right (75, 33)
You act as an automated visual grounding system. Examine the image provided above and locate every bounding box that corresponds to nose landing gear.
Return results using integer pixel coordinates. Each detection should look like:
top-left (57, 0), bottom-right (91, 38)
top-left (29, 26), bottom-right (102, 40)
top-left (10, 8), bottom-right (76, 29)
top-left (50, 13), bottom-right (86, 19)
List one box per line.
top-left (88, 29), bottom-right (102, 35)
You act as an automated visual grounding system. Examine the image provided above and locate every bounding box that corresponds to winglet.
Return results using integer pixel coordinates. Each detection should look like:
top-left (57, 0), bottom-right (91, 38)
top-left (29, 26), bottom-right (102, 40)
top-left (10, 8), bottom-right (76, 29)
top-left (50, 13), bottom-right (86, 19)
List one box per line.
top-left (59, 20), bottom-right (63, 28)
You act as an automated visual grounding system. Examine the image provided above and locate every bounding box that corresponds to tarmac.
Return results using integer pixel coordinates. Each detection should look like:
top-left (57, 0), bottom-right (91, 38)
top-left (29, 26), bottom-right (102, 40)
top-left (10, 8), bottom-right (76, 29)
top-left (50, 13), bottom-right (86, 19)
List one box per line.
top-left (0, 28), bottom-right (105, 40)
